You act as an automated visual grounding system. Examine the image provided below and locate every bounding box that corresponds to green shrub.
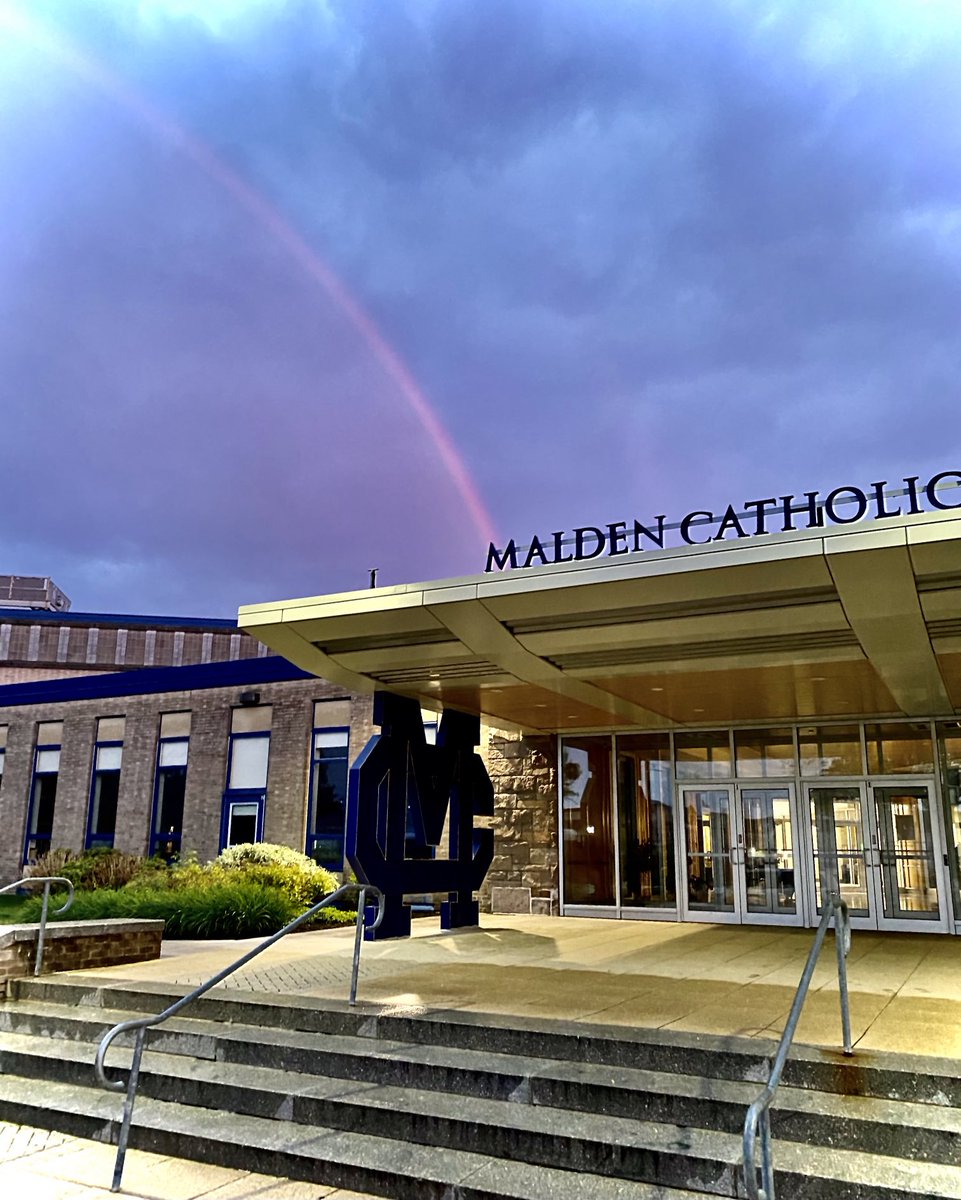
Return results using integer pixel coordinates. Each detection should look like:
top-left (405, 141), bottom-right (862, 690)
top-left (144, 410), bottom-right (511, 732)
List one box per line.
top-left (16, 879), bottom-right (301, 939)
top-left (16, 843), bottom-right (356, 938)
top-left (27, 848), bottom-right (165, 892)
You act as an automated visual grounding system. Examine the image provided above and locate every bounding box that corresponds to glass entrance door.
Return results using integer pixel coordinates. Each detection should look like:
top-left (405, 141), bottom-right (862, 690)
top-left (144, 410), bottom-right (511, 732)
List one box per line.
top-left (873, 785), bottom-right (942, 926)
top-left (680, 784), bottom-right (801, 924)
top-left (681, 786), bottom-right (736, 919)
top-left (806, 782), bottom-right (947, 931)
top-left (741, 788), bottom-right (801, 922)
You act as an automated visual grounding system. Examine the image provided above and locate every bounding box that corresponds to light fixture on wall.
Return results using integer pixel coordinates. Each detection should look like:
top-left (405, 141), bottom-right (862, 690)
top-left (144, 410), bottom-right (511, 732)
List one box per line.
top-left (239, 691), bottom-right (261, 706)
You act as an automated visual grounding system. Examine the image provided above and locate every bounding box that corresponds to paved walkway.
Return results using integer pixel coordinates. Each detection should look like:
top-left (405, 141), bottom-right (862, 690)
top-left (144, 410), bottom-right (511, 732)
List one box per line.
top-left (0, 1122), bottom-right (378, 1200)
top-left (82, 913), bottom-right (961, 1057)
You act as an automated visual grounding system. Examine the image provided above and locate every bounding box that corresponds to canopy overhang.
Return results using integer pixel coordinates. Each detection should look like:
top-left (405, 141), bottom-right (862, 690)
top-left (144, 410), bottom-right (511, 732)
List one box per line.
top-left (239, 510), bottom-right (961, 733)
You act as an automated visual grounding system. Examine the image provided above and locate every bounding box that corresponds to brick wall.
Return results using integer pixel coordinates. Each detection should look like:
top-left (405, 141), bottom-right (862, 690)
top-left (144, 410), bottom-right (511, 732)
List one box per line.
top-left (0, 919), bottom-right (163, 994)
top-left (0, 680), bottom-right (374, 881)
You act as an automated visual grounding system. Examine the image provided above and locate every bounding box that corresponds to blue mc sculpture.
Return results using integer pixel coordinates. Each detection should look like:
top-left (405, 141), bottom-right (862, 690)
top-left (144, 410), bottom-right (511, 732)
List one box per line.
top-left (346, 691), bottom-right (495, 939)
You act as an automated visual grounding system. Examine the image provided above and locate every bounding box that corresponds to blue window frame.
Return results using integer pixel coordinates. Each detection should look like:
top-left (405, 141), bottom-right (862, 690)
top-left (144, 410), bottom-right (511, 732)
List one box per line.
top-left (220, 791), bottom-right (265, 850)
top-left (24, 739), bottom-right (61, 864)
top-left (150, 736), bottom-right (189, 861)
top-left (220, 728), bottom-right (270, 851)
top-left (85, 740), bottom-right (123, 850)
top-left (306, 726), bottom-right (349, 868)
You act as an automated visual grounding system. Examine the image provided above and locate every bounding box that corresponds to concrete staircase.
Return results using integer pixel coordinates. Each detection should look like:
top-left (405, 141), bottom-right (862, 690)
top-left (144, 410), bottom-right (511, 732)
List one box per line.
top-left (0, 976), bottom-right (960, 1199)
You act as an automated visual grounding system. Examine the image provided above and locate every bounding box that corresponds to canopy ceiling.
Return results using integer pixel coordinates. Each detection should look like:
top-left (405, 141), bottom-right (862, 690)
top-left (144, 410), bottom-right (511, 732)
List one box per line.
top-left (239, 511), bottom-right (961, 733)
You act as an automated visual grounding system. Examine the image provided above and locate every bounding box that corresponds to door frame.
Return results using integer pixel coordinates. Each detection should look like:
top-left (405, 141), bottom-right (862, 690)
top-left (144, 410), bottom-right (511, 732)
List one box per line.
top-left (869, 777), bottom-right (950, 934)
top-left (677, 781), bottom-right (804, 927)
top-left (801, 778), bottom-right (951, 934)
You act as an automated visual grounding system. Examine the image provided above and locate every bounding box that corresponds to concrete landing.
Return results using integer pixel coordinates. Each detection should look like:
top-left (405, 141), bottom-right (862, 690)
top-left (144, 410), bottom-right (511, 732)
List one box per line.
top-left (70, 914), bottom-right (961, 1059)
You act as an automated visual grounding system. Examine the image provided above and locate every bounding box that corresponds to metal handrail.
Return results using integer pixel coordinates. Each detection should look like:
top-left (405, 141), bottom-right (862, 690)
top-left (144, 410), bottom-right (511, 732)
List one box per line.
top-left (95, 882), bottom-right (385, 1192)
top-left (742, 894), bottom-right (852, 1200)
top-left (0, 876), bottom-right (75, 976)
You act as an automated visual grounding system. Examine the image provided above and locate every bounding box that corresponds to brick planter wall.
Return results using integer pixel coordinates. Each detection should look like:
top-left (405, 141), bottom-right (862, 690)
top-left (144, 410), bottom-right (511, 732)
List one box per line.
top-left (0, 918), bottom-right (163, 995)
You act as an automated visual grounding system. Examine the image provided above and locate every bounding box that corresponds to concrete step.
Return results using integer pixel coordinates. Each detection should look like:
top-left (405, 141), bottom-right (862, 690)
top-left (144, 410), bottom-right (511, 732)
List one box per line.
top-left (4, 979), bottom-right (961, 1197)
top-left (0, 1073), bottom-right (708, 1200)
top-left (1, 1014), bottom-right (960, 1168)
top-left (1, 1068), bottom-right (960, 1200)
top-left (14, 974), bottom-right (961, 1107)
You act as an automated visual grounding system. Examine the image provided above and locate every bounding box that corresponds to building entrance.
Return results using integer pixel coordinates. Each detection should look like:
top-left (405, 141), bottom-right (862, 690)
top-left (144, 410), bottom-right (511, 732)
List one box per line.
top-left (807, 781), bottom-right (947, 932)
top-left (679, 784), bottom-right (802, 926)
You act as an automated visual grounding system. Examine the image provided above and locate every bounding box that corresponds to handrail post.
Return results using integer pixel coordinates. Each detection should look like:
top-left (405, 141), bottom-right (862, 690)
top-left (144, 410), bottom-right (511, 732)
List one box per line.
top-left (96, 880), bottom-right (385, 1191)
top-left (36, 880), bottom-right (51, 977)
top-left (349, 886), bottom-right (367, 1007)
top-left (111, 1027), bottom-right (146, 1192)
top-left (742, 895), bottom-right (855, 1197)
top-left (833, 896), bottom-right (853, 1055)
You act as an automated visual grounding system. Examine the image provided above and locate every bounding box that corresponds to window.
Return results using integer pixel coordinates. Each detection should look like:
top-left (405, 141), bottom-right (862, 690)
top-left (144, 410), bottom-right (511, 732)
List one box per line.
top-left (220, 705), bottom-right (271, 851)
top-left (0, 724), bottom-right (7, 788)
top-left (675, 730), bottom-right (733, 780)
top-left (86, 717), bottom-right (125, 849)
top-left (307, 728), bottom-right (349, 868)
top-left (24, 721), bottom-right (63, 863)
top-left (865, 723), bottom-right (934, 775)
top-left (798, 725), bottom-right (863, 777)
top-left (150, 712), bottom-right (190, 860)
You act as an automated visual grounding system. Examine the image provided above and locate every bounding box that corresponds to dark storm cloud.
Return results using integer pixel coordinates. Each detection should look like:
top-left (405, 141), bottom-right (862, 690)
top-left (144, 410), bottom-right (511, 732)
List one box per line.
top-left (1, 0), bottom-right (960, 613)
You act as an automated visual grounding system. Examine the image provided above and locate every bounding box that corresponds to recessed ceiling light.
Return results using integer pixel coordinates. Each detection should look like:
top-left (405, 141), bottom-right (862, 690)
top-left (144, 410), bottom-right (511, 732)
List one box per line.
top-left (694, 707), bottom-right (705, 713)
top-left (651, 686), bottom-right (664, 692)
top-left (534, 702), bottom-right (548, 708)
top-left (810, 676), bottom-right (826, 683)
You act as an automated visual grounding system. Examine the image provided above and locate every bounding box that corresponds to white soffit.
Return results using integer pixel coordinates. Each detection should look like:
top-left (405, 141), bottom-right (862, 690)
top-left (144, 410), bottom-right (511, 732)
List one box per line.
top-left (239, 509), bottom-right (961, 726)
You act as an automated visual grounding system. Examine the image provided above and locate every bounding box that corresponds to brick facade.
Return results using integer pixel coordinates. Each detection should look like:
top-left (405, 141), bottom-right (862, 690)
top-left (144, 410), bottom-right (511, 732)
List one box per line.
top-left (0, 669), bottom-right (373, 884)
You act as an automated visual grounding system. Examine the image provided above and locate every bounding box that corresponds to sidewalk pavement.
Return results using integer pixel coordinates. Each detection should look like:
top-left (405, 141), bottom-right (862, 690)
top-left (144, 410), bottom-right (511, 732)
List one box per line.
top-left (0, 1122), bottom-right (380, 1200)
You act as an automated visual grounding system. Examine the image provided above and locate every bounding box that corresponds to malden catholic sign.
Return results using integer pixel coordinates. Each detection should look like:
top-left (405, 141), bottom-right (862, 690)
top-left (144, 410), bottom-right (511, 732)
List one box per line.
top-left (485, 470), bottom-right (961, 573)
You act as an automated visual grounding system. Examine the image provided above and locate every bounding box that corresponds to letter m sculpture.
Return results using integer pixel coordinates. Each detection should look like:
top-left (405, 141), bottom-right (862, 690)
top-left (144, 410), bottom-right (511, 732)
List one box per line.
top-left (346, 692), bottom-right (495, 940)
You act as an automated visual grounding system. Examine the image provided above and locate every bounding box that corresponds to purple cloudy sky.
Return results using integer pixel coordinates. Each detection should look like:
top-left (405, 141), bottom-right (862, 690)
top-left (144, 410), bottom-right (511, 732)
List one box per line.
top-left (1, 0), bottom-right (959, 617)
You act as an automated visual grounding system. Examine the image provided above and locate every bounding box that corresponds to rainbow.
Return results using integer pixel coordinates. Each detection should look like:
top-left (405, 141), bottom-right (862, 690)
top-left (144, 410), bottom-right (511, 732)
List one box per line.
top-left (0, 3), bottom-right (498, 551)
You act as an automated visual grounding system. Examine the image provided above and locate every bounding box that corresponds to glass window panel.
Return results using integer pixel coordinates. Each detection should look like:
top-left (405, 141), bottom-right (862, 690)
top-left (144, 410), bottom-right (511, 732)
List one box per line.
top-left (97, 717), bottom-right (125, 741)
top-left (27, 773), bottom-right (58, 858)
top-left (37, 721), bottom-right (63, 744)
top-left (799, 726), bottom-right (863, 777)
top-left (865, 723), bottom-right (934, 775)
top-left (616, 733), bottom-right (675, 908)
top-left (160, 711), bottom-right (191, 738)
top-left (227, 801), bottom-right (259, 846)
top-left (314, 730), bottom-right (349, 751)
top-left (228, 734), bottom-right (269, 789)
top-left (735, 728), bottom-right (796, 778)
top-left (96, 745), bottom-right (123, 771)
top-left (155, 768), bottom-right (186, 836)
top-left (562, 736), bottom-right (615, 906)
top-left (0, 725), bottom-right (7, 750)
top-left (231, 706), bottom-right (272, 734)
top-left (675, 730), bottom-right (732, 780)
top-left (36, 748), bottom-right (60, 773)
top-left (159, 739), bottom-right (188, 767)
top-left (0, 749), bottom-right (4, 776)
top-left (90, 772), bottom-right (119, 841)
